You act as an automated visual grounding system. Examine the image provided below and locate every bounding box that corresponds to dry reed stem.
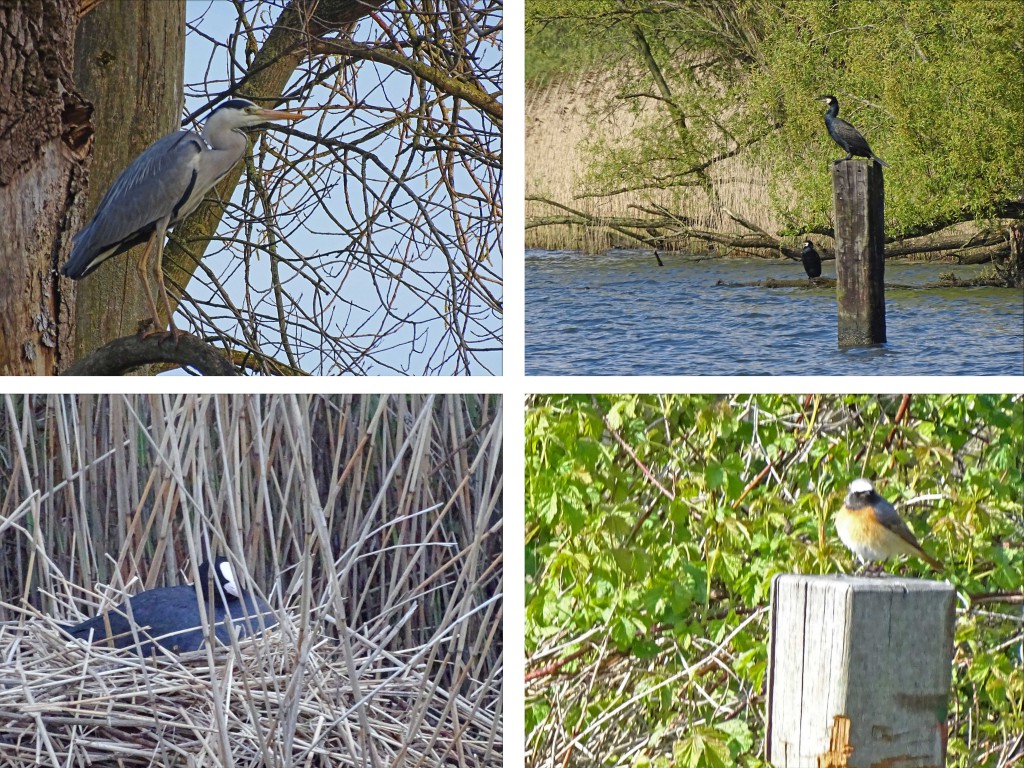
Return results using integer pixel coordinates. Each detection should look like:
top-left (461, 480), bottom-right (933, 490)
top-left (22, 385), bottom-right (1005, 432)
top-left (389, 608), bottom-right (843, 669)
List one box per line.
top-left (0, 394), bottom-right (502, 768)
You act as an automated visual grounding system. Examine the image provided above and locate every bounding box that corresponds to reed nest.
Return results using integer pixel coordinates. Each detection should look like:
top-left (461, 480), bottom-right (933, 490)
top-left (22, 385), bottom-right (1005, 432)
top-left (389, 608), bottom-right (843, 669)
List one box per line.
top-left (1, 609), bottom-right (498, 767)
top-left (0, 394), bottom-right (502, 767)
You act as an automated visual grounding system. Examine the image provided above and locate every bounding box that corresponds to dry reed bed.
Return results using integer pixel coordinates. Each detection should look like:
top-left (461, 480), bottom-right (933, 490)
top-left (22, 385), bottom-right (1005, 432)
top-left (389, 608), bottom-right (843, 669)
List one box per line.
top-left (0, 394), bottom-right (502, 767)
top-left (526, 73), bottom-right (782, 253)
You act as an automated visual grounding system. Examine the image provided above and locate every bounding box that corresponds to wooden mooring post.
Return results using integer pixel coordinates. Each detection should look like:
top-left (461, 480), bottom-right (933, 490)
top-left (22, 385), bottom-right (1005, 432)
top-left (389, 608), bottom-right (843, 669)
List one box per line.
top-left (832, 160), bottom-right (887, 346)
top-left (767, 574), bottom-right (955, 768)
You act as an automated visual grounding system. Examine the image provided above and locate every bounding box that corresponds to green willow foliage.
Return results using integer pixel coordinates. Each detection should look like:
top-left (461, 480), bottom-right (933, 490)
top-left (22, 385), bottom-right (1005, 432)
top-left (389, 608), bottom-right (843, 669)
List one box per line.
top-left (525, 0), bottom-right (1024, 236)
top-left (525, 0), bottom-right (626, 82)
top-left (526, 394), bottom-right (1023, 768)
top-left (752, 0), bottom-right (1024, 233)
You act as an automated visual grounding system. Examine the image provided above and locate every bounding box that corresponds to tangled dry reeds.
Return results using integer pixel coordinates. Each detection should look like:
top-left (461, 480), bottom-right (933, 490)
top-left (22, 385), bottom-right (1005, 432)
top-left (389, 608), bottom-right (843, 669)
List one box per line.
top-left (0, 394), bottom-right (502, 767)
top-left (1, 604), bottom-right (497, 766)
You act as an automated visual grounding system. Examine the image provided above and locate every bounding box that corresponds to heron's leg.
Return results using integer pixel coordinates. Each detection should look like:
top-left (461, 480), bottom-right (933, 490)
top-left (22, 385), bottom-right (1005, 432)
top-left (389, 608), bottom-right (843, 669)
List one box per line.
top-left (135, 231), bottom-right (163, 333)
top-left (151, 221), bottom-right (179, 340)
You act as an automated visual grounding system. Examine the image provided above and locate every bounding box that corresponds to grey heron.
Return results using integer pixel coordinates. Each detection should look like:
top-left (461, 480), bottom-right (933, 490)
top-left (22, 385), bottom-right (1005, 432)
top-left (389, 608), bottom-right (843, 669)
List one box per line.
top-left (816, 95), bottom-right (889, 167)
top-left (62, 98), bottom-right (305, 337)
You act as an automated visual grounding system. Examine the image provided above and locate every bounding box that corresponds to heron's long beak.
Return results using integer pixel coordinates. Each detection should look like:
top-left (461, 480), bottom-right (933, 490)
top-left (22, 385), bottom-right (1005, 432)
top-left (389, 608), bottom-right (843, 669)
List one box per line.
top-left (255, 107), bottom-right (307, 122)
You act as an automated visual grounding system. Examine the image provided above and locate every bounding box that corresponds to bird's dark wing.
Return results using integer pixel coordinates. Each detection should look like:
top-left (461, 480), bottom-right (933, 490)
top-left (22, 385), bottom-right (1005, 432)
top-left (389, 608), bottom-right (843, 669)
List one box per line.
top-left (63, 130), bottom-right (204, 278)
top-left (62, 605), bottom-right (135, 646)
top-left (872, 499), bottom-right (925, 548)
top-left (62, 613), bottom-right (110, 639)
top-left (831, 118), bottom-right (873, 156)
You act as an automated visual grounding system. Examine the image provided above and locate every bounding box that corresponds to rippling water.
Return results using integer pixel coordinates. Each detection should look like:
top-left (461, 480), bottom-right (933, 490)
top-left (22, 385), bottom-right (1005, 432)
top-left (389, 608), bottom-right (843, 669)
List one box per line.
top-left (525, 249), bottom-right (1024, 376)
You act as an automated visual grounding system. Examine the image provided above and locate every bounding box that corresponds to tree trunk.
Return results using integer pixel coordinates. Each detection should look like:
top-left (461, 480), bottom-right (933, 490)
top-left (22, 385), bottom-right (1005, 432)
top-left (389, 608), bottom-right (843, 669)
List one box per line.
top-left (0, 0), bottom-right (82, 375)
top-left (70, 0), bottom-right (186, 360)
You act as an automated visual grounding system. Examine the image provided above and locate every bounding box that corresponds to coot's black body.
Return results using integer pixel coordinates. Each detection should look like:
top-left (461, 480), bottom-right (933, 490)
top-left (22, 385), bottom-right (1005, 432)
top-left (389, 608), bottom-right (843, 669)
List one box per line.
top-left (801, 240), bottom-right (822, 278)
top-left (63, 557), bottom-right (275, 656)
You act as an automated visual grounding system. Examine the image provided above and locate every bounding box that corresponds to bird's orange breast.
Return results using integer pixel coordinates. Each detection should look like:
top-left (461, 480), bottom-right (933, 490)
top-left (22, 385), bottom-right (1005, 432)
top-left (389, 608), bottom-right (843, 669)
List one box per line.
top-left (835, 504), bottom-right (923, 562)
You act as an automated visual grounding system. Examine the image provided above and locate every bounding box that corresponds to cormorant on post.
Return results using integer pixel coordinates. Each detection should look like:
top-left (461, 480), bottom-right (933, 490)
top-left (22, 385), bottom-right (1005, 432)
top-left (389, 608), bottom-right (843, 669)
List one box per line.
top-left (816, 95), bottom-right (889, 167)
top-left (801, 240), bottom-right (822, 279)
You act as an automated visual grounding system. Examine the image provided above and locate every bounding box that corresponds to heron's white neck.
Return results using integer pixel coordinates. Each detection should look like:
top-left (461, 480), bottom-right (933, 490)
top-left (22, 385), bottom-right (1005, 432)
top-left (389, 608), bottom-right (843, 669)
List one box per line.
top-left (202, 119), bottom-right (249, 156)
top-left (197, 119), bottom-right (249, 190)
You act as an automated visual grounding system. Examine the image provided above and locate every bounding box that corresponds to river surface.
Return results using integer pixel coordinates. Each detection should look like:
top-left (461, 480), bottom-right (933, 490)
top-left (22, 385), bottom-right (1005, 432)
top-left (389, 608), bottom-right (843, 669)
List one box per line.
top-left (525, 249), bottom-right (1024, 376)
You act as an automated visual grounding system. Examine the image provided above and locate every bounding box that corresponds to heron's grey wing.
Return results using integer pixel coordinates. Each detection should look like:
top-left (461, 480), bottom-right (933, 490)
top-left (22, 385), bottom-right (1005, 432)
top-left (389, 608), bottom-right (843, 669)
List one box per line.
top-left (64, 130), bottom-right (204, 278)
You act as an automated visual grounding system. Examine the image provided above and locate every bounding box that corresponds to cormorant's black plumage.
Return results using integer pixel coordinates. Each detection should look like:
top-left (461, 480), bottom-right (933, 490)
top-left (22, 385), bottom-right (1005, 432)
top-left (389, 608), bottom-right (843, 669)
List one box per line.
top-left (801, 240), bottom-right (822, 279)
top-left (816, 95), bottom-right (889, 168)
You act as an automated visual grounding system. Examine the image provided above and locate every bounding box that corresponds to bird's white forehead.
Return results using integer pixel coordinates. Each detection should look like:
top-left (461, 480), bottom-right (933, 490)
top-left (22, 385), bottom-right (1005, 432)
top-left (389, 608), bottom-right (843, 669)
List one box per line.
top-left (849, 478), bottom-right (874, 494)
top-left (218, 560), bottom-right (237, 587)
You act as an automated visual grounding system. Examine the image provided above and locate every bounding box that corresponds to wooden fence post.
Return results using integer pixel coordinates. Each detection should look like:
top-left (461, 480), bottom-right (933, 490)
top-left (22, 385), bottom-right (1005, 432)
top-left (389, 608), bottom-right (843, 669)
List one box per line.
top-left (832, 160), bottom-right (887, 346)
top-left (767, 574), bottom-right (955, 768)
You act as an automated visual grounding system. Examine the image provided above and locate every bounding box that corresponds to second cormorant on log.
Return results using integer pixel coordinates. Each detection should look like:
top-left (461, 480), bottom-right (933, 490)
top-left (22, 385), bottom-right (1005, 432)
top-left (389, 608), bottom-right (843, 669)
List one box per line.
top-left (801, 240), bottom-right (822, 279)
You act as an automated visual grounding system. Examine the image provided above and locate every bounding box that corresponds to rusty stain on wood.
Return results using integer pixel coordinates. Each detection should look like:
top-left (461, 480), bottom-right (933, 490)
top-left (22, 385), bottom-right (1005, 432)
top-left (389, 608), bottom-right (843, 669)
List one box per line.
top-left (817, 715), bottom-right (853, 767)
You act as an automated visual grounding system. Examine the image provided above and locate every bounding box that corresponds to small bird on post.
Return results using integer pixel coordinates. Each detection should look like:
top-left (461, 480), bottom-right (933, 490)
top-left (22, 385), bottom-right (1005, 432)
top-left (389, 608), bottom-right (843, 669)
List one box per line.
top-left (836, 478), bottom-right (942, 572)
top-left (816, 95), bottom-right (889, 167)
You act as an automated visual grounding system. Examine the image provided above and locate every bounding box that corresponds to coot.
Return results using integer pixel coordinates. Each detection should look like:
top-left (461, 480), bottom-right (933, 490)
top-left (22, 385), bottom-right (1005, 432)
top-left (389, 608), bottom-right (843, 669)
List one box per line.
top-left (63, 557), bottom-right (275, 656)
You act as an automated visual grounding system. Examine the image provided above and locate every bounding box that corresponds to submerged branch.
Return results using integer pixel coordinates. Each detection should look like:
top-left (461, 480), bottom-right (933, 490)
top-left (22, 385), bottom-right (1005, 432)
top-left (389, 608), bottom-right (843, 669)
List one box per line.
top-left (527, 196), bottom-right (1019, 278)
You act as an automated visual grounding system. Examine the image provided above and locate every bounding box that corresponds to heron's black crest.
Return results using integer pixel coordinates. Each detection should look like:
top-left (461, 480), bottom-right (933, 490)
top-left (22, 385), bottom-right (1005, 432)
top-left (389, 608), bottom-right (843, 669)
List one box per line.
top-left (212, 98), bottom-right (258, 115)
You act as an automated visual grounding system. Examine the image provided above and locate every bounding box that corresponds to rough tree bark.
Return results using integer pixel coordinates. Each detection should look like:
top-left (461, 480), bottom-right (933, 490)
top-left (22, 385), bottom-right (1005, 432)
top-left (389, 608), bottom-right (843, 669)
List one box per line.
top-left (70, 0), bottom-right (186, 361)
top-left (0, 0), bottom-right (83, 375)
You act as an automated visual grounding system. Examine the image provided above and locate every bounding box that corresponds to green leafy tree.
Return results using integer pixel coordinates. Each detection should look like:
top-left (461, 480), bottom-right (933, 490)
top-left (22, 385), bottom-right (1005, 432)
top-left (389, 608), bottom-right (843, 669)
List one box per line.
top-left (526, 394), bottom-right (1023, 768)
top-left (752, 0), bottom-right (1024, 234)
top-left (526, 0), bottom-right (1024, 237)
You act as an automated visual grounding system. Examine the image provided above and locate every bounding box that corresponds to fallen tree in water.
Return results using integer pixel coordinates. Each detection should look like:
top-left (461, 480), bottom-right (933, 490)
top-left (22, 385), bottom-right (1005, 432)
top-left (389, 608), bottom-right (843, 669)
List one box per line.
top-left (527, 196), bottom-right (1023, 287)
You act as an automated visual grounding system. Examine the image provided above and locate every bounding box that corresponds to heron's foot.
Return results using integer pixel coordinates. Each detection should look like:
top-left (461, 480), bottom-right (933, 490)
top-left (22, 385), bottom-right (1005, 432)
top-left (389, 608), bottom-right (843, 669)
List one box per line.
top-left (137, 317), bottom-right (178, 344)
